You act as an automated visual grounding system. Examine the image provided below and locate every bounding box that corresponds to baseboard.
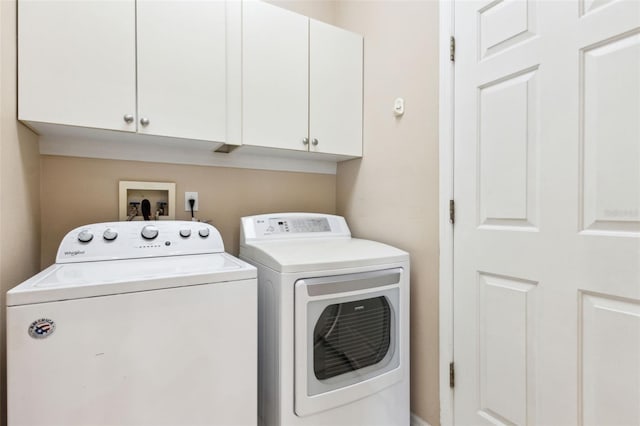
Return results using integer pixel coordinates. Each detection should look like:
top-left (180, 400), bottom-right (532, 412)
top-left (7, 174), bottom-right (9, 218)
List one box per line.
top-left (410, 412), bottom-right (432, 426)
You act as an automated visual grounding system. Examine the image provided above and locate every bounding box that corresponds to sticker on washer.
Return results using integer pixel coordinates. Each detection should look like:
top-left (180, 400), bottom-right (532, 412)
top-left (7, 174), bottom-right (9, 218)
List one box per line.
top-left (28, 318), bottom-right (56, 339)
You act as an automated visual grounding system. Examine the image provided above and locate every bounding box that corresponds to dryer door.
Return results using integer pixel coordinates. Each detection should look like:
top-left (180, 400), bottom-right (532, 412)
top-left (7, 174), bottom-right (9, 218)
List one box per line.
top-left (294, 268), bottom-right (404, 417)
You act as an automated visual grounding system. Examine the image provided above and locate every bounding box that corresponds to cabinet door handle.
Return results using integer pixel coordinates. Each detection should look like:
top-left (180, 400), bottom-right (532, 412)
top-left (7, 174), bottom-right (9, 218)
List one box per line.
top-left (302, 137), bottom-right (309, 146)
top-left (123, 114), bottom-right (134, 124)
top-left (140, 117), bottom-right (150, 127)
top-left (312, 138), bottom-right (319, 146)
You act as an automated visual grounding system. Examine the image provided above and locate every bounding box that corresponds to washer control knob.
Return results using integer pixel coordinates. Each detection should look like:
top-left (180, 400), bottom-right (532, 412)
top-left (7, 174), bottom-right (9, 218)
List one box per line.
top-left (103, 228), bottom-right (118, 241)
top-left (77, 230), bottom-right (93, 243)
top-left (141, 225), bottom-right (159, 240)
top-left (198, 228), bottom-right (210, 238)
top-left (179, 229), bottom-right (191, 238)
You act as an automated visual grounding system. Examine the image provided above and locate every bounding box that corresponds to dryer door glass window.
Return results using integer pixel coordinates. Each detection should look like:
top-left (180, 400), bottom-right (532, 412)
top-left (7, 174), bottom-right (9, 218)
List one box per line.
top-left (313, 296), bottom-right (391, 380)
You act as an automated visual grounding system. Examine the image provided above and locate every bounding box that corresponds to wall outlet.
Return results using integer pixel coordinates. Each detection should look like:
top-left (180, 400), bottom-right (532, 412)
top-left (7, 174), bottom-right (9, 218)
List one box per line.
top-left (185, 192), bottom-right (199, 212)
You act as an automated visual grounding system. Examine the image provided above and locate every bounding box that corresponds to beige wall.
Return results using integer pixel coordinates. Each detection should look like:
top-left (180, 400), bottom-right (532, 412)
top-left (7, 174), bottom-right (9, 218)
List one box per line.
top-left (334, 1), bottom-right (440, 424)
top-left (40, 156), bottom-right (336, 266)
top-left (0, 1), bottom-right (42, 424)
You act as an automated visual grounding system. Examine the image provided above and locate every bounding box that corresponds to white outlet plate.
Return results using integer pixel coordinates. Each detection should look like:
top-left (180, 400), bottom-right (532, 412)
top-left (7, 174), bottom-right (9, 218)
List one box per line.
top-left (185, 192), bottom-right (199, 212)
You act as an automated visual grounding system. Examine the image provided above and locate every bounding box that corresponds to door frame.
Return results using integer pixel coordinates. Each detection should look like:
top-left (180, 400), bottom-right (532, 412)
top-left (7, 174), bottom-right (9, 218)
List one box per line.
top-left (438, 1), bottom-right (454, 425)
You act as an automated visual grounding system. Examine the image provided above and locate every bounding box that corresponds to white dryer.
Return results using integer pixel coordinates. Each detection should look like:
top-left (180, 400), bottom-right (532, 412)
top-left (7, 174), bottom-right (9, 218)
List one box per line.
top-left (240, 213), bottom-right (410, 426)
top-left (7, 221), bottom-right (257, 426)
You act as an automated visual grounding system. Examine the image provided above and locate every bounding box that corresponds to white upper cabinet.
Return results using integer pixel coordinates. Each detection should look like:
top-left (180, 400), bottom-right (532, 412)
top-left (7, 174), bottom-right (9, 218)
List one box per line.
top-left (309, 19), bottom-right (363, 157)
top-left (242, 0), bottom-right (309, 152)
top-left (136, 0), bottom-right (228, 142)
top-left (18, 0), bottom-right (137, 132)
top-left (18, 0), bottom-right (362, 167)
top-left (19, 0), bottom-right (235, 143)
top-left (242, 1), bottom-right (363, 158)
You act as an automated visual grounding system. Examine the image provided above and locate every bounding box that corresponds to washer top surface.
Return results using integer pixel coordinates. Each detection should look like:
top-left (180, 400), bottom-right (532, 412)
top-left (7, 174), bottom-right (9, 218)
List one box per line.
top-left (240, 213), bottom-right (408, 273)
top-left (7, 253), bottom-right (255, 306)
top-left (8, 221), bottom-right (256, 306)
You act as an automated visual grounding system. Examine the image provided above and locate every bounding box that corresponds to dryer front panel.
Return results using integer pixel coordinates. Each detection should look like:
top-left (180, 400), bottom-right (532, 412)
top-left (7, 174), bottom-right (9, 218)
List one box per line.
top-left (294, 268), bottom-right (405, 417)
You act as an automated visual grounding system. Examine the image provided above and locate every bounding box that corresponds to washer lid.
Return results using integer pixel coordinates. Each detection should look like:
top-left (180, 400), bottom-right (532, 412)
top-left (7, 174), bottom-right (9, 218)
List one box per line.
top-left (7, 253), bottom-right (256, 306)
top-left (240, 238), bottom-right (408, 273)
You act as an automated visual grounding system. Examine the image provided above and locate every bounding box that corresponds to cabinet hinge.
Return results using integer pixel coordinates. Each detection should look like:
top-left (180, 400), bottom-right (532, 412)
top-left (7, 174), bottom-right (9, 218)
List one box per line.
top-left (449, 199), bottom-right (455, 224)
top-left (450, 36), bottom-right (456, 62)
top-left (449, 362), bottom-right (455, 388)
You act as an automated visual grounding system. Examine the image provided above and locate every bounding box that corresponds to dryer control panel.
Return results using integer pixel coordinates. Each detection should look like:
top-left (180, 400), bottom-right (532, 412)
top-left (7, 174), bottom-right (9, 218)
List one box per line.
top-left (267, 217), bottom-right (330, 233)
top-left (240, 213), bottom-right (351, 243)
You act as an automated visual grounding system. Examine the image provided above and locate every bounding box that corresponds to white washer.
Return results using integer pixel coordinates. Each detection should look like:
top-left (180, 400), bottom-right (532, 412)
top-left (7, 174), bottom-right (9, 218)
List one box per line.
top-left (7, 221), bottom-right (257, 426)
top-left (240, 213), bottom-right (410, 426)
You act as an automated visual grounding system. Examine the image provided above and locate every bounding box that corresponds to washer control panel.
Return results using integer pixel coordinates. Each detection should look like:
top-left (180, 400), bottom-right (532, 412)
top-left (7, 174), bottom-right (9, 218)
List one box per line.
top-left (57, 221), bottom-right (224, 263)
top-left (241, 213), bottom-right (351, 243)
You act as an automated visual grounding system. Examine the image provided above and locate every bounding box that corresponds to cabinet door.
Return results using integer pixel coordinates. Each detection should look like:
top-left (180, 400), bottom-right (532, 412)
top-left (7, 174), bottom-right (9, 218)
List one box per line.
top-left (242, 0), bottom-right (309, 151)
top-left (18, 0), bottom-right (136, 132)
top-left (136, 0), bottom-right (227, 142)
top-left (309, 20), bottom-right (363, 157)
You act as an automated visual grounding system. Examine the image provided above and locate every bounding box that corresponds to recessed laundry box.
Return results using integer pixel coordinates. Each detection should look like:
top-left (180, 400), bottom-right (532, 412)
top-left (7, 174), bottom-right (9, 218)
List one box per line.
top-left (240, 213), bottom-right (410, 426)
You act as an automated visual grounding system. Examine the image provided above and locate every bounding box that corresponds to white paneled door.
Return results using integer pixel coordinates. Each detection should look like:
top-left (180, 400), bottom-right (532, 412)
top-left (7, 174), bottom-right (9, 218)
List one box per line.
top-left (453, 0), bottom-right (640, 424)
